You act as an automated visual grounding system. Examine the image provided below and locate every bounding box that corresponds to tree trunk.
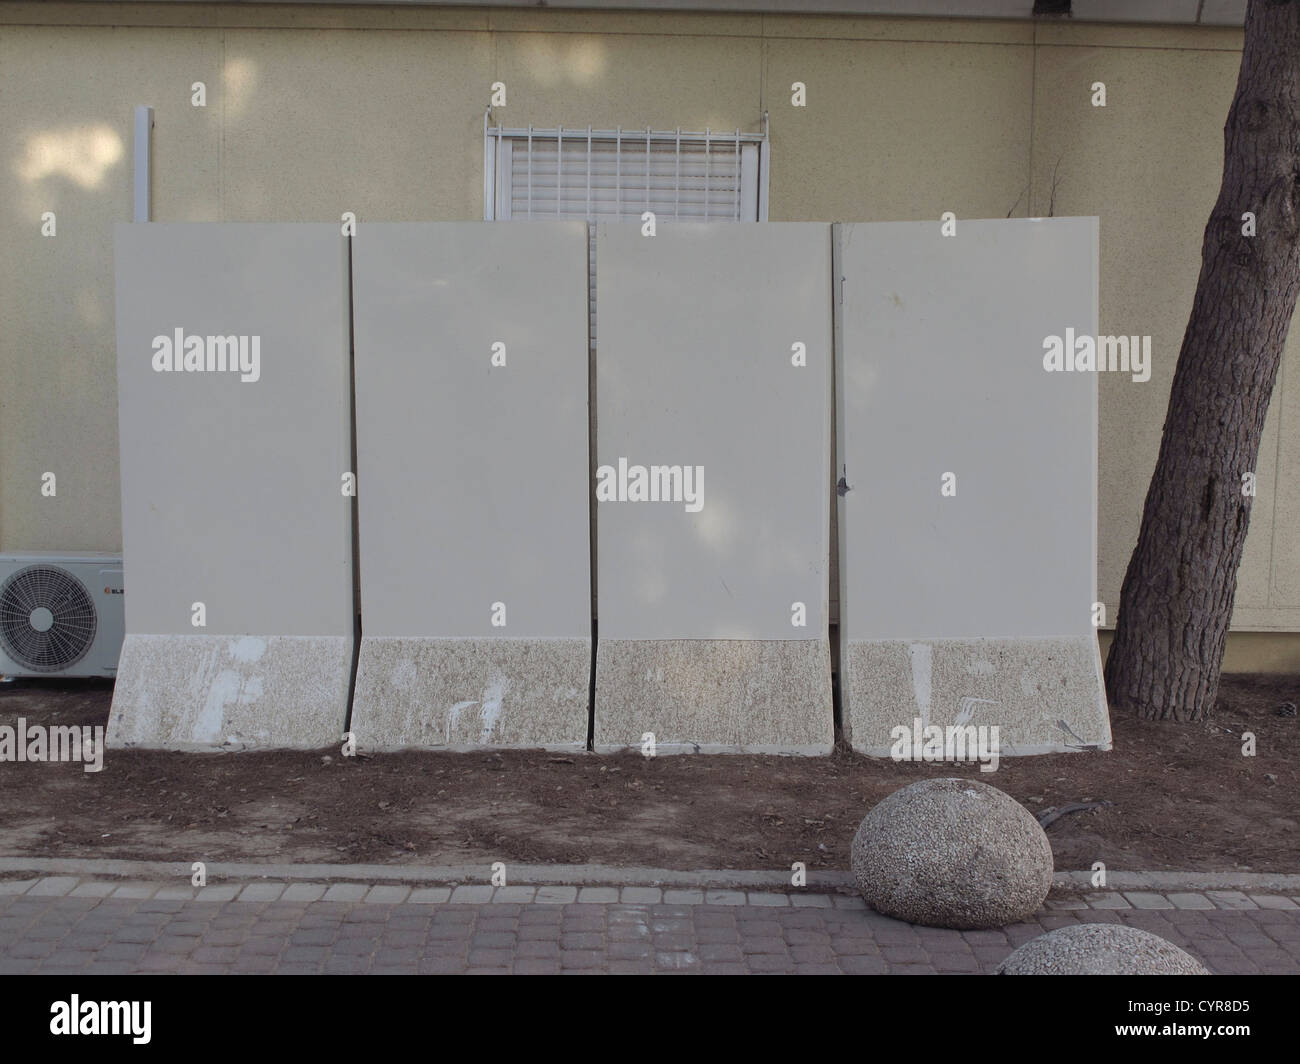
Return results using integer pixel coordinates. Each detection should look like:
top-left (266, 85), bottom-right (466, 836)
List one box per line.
top-left (1105, 0), bottom-right (1300, 721)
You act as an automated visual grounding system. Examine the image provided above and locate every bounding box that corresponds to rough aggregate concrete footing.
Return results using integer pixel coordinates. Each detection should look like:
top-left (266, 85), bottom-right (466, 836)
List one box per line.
top-left (593, 638), bottom-right (833, 753)
top-left (843, 635), bottom-right (1111, 755)
top-left (107, 633), bottom-right (351, 750)
top-left (350, 636), bottom-right (590, 750)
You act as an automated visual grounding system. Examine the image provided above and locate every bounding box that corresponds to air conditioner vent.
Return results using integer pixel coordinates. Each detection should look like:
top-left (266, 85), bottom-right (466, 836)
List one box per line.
top-left (0, 564), bottom-right (98, 673)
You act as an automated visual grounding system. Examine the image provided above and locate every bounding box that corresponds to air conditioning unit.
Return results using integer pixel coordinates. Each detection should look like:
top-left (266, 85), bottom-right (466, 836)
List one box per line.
top-left (0, 553), bottom-right (124, 678)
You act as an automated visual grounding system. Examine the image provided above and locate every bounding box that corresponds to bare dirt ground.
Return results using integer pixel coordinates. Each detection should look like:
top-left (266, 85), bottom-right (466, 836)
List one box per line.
top-left (0, 675), bottom-right (1296, 872)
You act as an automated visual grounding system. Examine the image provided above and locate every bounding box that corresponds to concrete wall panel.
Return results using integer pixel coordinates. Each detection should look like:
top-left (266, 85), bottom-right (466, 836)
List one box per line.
top-left (348, 221), bottom-right (592, 750)
top-left (836, 217), bottom-right (1110, 755)
top-left (593, 222), bottom-right (834, 752)
top-left (107, 222), bottom-right (353, 749)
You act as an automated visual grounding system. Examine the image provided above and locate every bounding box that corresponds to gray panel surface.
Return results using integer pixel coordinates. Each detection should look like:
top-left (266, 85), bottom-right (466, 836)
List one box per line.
top-left (351, 222), bottom-right (591, 639)
top-left (109, 223), bottom-right (353, 748)
top-left (837, 218), bottom-right (1098, 642)
top-left (595, 223), bottom-right (833, 641)
top-left (113, 223), bottom-right (353, 638)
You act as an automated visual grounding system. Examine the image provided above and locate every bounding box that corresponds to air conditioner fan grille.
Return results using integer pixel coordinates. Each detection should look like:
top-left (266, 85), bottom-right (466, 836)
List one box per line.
top-left (0, 565), bottom-right (98, 672)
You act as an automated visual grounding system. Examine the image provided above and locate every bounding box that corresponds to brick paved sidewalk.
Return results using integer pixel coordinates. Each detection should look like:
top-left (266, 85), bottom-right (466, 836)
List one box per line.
top-left (1, 878), bottom-right (1297, 974)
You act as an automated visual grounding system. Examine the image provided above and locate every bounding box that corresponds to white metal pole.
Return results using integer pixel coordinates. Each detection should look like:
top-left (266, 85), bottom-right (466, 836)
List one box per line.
top-left (704, 127), bottom-right (711, 219)
top-left (733, 129), bottom-right (741, 221)
top-left (674, 128), bottom-right (681, 220)
top-left (132, 105), bottom-right (153, 223)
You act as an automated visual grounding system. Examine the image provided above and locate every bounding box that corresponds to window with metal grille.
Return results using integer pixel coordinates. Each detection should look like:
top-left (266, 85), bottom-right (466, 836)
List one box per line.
top-left (483, 122), bottom-right (769, 347)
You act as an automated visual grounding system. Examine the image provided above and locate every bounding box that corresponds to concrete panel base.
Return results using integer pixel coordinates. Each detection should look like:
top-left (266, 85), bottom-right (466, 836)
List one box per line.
top-left (594, 639), bottom-right (833, 754)
top-left (350, 637), bottom-right (590, 751)
top-left (107, 634), bottom-right (351, 750)
top-left (843, 636), bottom-right (1111, 757)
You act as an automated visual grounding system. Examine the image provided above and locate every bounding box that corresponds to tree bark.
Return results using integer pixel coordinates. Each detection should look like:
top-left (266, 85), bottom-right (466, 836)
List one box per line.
top-left (1105, 0), bottom-right (1300, 721)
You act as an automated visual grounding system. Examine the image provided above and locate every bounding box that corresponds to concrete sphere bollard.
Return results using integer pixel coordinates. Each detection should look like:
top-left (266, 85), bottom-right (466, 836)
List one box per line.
top-left (996, 923), bottom-right (1209, 974)
top-left (850, 777), bottom-right (1053, 929)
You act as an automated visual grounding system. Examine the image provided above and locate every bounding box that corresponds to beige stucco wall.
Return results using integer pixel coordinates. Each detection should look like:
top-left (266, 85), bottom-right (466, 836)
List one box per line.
top-left (1, 3), bottom-right (1293, 668)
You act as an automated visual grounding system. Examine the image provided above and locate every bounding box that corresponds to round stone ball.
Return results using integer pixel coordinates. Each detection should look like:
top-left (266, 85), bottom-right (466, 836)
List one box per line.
top-left (850, 777), bottom-right (1053, 929)
top-left (996, 923), bottom-right (1209, 974)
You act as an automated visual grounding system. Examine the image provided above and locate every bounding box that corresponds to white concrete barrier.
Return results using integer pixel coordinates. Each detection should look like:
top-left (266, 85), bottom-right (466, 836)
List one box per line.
top-left (835, 217), bottom-right (1110, 756)
top-left (593, 223), bottom-right (835, 753)
top-left (349, 222), bottom-right (591, 750)
top-left (108, 224), bottom-right (354, 749)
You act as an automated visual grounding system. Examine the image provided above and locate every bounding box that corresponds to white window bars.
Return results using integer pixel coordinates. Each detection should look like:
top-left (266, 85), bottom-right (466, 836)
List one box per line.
top-left (483, 120), bottom-right (768, 223)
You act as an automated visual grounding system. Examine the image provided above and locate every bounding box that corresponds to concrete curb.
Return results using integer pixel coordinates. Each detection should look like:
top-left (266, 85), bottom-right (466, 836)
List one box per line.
top-left (1, 857), bottom-right (1298, 894)
top-left (0, 858), bottom-right (850, 891)
top-left (1052, 870), bottom-right (1300, 892)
